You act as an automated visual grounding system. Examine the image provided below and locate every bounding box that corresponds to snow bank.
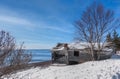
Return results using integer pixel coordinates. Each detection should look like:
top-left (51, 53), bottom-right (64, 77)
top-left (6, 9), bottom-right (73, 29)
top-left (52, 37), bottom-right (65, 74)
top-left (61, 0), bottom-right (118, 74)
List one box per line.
top-left (2, 54), bottom-right (120, 79)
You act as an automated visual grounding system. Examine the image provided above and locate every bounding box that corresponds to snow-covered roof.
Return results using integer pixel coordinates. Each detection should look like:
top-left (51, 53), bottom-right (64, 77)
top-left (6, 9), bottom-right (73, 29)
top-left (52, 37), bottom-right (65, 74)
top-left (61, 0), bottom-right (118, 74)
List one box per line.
top-left (68, 42), bottom-right (112, 49)
top-left (52, 42), bottom-right (113, 52)
top-left (68, 42), bottom-right (89, 49)
top-left (52, 47), bottom-right (65, 51)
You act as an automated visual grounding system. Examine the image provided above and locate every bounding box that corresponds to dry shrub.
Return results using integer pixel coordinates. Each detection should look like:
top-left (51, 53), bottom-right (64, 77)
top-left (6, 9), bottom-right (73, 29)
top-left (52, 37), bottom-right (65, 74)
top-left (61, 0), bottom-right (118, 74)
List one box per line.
top-left (0, 30), bottom-right (32, 76)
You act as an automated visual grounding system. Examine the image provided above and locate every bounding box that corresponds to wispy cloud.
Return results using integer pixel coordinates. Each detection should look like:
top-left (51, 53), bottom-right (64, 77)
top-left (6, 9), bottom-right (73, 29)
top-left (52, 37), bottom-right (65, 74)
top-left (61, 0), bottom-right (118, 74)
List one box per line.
top-left (0, 5), bottom-right (74, 34)
top-left (0, 15), bottom-right (33, 26)
top-left (0, 4), bottom-right (74, 49)
top-left (0, 13), bottom-right (73, 34)
top-left (39, 25), bottom-right (73, 34)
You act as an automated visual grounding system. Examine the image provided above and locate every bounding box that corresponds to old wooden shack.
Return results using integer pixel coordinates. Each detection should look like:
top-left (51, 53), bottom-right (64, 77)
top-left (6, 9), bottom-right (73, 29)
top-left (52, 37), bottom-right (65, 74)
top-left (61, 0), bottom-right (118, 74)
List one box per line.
top-left (51, 43), bottom-right (114, 64)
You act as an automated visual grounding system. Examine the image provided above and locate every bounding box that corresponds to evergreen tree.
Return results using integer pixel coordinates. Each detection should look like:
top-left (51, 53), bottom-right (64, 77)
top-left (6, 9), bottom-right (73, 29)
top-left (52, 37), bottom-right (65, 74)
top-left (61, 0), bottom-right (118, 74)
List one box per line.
top-left (112, 30), bottom-right (120, 50)
top-left (113, 30), bottom-right (119, 40)
top-left (106, 33), bottom-right (112, 42)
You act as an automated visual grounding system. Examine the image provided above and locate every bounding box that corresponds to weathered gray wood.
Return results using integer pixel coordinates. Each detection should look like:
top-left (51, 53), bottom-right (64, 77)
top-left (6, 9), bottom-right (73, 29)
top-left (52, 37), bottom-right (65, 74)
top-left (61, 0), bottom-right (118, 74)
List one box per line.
top-left (51, 43), bottom-right (113, 64)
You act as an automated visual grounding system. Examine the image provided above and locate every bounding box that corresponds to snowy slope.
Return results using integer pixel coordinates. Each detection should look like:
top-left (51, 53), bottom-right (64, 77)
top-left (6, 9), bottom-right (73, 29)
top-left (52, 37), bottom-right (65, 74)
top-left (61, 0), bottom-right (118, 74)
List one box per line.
top-left (2, 54), bottom-right (120, 79)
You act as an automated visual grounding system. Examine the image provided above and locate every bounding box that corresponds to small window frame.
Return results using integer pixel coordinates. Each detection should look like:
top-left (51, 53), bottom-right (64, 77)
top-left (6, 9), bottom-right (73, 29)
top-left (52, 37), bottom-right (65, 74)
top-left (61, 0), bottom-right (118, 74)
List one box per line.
top-left (74, 51), bottom-right (79, 57)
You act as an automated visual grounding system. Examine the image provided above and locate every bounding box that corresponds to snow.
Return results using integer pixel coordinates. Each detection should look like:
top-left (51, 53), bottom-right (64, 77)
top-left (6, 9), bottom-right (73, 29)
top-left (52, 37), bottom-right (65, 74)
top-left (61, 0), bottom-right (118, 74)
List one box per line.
top-left (68, 42), bottom-right (89, 49)
top-left (52, 47), bottom-right (65, 51)
top-left (68, 42), bottom-right (111, 50)
top-left (2, 54), bottom-right (120, 79)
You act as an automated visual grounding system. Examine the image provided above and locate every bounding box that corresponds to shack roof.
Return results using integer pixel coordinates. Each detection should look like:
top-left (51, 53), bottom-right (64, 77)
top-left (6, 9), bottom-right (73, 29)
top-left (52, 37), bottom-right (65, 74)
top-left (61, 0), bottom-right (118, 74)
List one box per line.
top-left (52, 42), bottom-right (113, 51)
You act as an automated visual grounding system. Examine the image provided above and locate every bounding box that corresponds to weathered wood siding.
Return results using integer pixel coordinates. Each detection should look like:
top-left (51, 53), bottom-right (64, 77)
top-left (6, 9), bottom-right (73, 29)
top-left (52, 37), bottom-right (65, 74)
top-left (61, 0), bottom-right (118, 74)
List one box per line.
top-left (52, 49), bottom-right (113, 64)
top-left (68, 50), bottom-right (92, 63)
top-left (52, 50), bottom-right (68, 64)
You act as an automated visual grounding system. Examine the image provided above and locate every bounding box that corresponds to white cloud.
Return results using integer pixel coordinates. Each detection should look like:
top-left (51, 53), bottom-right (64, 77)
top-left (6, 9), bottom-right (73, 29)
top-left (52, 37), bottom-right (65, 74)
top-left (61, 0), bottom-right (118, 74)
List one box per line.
top-left (41, 26), bottom-right (72, 34)
top-left (0, 15), bottom-right (33, 26)
top-left (0, 14), bottom-right (73, 34)
top-left (0, 6), bottom-right (74, 34)
top-left (0, 6), bottom-right (73, 48)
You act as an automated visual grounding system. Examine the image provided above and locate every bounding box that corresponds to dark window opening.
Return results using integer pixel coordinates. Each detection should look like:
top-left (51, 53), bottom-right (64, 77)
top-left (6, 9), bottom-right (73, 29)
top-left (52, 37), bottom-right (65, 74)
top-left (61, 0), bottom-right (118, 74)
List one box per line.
top-left (74, 51), bottom-right (79, 56)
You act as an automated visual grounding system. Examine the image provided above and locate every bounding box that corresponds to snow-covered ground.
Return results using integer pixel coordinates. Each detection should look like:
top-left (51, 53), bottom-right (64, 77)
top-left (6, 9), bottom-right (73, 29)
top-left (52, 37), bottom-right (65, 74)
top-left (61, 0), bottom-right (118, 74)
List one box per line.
top-left (2, 54), bottom-right (120, 79)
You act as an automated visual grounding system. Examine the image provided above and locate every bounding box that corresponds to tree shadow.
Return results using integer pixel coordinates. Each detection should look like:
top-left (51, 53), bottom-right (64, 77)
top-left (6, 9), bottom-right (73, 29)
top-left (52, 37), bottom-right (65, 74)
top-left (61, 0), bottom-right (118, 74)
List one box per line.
top-left (111, 54), bottom-right (120, 60)
top-left (112, 73), bottom-right (120, 79)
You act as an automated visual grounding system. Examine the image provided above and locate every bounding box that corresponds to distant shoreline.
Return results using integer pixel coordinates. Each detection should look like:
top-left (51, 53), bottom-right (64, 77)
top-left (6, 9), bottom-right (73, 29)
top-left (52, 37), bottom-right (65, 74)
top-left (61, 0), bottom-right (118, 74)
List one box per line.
top-left (23, 49), bottom-right (51, 50)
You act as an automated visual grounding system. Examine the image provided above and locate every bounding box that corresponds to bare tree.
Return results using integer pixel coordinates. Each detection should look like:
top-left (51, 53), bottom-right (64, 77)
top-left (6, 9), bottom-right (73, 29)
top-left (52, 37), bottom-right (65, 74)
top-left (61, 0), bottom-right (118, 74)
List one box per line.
top-left (0, 30), bottom-right (32, 76)
top-left (75, 2), bottom-right (119, 60)
top-left (0, 30), bottom-right (15, 67)
top-left (9, 42), bottom-right (32, 68)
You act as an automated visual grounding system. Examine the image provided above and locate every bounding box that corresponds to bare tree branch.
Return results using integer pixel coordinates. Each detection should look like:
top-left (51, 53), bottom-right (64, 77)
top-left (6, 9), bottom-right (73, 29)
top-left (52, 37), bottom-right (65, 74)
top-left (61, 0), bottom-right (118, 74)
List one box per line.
top-left (74, 2), bottom-right (119, 60)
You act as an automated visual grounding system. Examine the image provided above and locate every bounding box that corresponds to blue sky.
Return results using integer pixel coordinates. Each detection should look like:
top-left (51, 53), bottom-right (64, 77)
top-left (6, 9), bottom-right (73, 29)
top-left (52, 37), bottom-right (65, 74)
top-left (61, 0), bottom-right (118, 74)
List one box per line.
top-left (0, 0), bottom-right (120, 49)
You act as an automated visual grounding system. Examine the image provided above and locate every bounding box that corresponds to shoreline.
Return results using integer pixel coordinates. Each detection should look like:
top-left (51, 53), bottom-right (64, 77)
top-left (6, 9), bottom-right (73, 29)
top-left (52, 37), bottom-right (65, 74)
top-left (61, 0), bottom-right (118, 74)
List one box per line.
top-left (29, 60), bottom-right (52, 68)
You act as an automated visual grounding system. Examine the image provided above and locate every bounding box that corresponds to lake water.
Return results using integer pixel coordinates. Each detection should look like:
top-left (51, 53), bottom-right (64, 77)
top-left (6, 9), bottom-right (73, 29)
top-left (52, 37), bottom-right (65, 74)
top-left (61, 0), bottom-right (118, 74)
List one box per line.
top-left (26, 49), bottom-right (51, 63)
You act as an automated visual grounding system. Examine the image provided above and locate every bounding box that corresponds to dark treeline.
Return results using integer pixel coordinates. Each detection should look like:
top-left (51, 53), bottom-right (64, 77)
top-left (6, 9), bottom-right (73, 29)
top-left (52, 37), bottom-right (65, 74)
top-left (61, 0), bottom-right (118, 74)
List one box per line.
top-left (106, 30), bottom-right (120, 50)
